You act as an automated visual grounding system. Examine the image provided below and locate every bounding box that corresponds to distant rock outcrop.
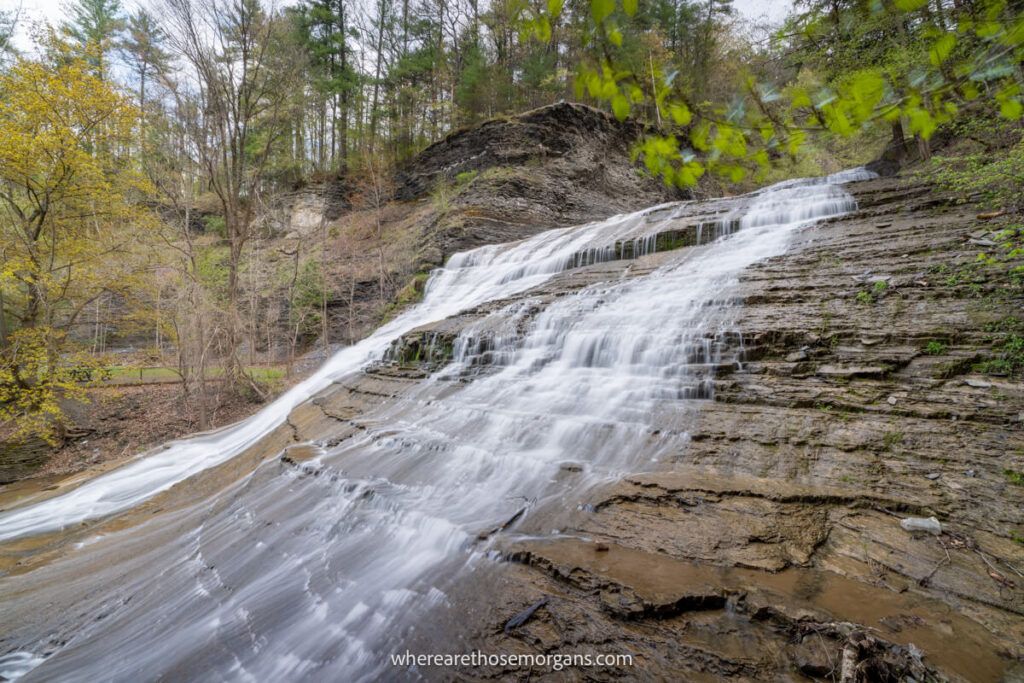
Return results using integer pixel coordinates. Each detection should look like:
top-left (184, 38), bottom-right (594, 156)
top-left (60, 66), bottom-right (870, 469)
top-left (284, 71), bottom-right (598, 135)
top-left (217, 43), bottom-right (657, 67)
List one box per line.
top-left (393, 102), bottom-right (686, 259)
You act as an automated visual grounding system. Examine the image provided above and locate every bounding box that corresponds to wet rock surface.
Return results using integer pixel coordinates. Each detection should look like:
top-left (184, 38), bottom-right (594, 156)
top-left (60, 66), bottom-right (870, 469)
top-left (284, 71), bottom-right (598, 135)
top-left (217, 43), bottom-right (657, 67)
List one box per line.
top-left (387, 176), bottom-right (1023, 680)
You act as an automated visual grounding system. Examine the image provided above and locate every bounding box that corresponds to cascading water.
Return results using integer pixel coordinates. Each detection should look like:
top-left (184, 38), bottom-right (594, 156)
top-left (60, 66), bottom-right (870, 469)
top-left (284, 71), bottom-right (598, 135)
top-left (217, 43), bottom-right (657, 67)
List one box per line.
top-left (0, 169), bottom-right (874, 681)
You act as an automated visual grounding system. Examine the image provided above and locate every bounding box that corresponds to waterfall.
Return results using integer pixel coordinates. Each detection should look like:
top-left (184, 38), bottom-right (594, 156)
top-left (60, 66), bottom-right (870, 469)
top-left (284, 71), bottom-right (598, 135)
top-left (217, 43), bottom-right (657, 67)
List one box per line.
top-left (0, 169), bottom-right (874, 681)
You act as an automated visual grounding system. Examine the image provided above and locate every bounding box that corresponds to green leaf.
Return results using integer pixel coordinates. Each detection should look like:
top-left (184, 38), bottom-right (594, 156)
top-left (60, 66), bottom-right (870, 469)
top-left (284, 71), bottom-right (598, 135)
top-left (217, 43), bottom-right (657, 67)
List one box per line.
top-left (1002, 17), bottom-right (1024, 47)
top-left (611, 93), bottom-right (630, 121)
top-left (786, 129), bottom-right (806, 156)
top-left (547, 0), bottom-right (563, 18)
top-left (608, 26), bottom-right (623, 46)
top-left (1000, 98), bottom-right (1023, 120)
top-left (893, 0), bottom-right (927, 10)
top-left (789, 87), bottom-right (812, 109)
top-left (906, 103), bottom-right (937, 138)
top-left (676, 161), bottom-right (704, 187)
top-left (535, 16), bottom-right (552, 42)
top-left (929, 33), bottom-right (956, 66)
top-left (668, 102), bottom-right (691, 126)
top-left (623, 0), bottom-right (638, 17)
top-left (823, 106), bottom-right (853, 136)
top-left (844, 70), bottom-right (885, 123)
top-left (591, 0), bottom-right (614, 23)
top-left (691, 122), bottom-right (710, 151)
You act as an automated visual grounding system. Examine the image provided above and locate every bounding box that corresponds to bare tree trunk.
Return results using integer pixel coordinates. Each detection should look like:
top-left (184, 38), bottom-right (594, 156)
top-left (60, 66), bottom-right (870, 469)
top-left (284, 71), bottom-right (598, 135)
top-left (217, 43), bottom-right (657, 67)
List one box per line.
top-left (369, 0), bottom-right (389, 153)
top-left (0, 286), bottom-right (6, 347)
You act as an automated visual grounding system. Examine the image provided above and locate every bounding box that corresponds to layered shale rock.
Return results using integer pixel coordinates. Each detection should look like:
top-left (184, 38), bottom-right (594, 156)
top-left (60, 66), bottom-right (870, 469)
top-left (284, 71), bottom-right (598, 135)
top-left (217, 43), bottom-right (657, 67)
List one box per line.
top-left (381, 175), bottom-right (1023, 681)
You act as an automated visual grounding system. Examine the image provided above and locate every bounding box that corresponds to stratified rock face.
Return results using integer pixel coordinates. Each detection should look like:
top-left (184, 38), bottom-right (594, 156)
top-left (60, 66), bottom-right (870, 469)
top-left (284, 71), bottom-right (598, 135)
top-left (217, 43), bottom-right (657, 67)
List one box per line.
top-left (394, 102), bottom-right (687, 260)
top-left (395, 103), bottom-right (675, 202)
top-left (381, 176), bottom-right (1023, 681)
top-left (272, 178), bottom-right (349, 239)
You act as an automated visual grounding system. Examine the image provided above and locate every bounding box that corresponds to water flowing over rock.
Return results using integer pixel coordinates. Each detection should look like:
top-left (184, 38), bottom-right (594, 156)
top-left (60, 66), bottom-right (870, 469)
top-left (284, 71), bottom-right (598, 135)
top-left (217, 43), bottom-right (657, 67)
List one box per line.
top-left (1, 169), bottom-right (1021, 682)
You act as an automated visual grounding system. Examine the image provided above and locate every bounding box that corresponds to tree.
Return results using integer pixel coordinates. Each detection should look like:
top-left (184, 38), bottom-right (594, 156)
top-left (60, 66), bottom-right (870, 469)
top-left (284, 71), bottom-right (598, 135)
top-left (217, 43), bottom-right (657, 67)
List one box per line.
top-left (0, 7), bottom-right (18, 70)
top-left (297, 0), bottom-right (359, 169)
top-left (162, 0), bottom-right (303, 397)
top-left (60, 0), bottom-right (125, 77)
top-left (0, 41), bottom-right (154, 441)
top-left (121, 8), bottom-right (171, 117)
top-left (533, 0), bottom-right (1024, 188)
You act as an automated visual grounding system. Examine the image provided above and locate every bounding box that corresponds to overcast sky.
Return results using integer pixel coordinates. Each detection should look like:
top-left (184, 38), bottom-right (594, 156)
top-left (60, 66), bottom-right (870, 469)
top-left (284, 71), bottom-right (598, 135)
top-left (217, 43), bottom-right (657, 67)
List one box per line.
top-left (733, 0), bottom-right (792, 23)
top-left (6, 0), bottom-right (794, 52)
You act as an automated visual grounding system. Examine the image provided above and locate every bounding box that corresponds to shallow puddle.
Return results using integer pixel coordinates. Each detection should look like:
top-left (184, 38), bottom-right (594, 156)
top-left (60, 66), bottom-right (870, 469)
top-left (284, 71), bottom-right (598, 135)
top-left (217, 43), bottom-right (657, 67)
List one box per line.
top-left (517, 537), bottom-right (1010, 682)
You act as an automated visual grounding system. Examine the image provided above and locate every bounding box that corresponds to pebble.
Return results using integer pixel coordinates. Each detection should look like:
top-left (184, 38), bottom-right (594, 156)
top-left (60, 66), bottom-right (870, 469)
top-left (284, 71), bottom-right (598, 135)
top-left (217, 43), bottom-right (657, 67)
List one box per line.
top-left (965, 469), bottom-right (976, 478)
top-left (887, 396), bottom-right (898, 405)
top-left (900, 516), bottom-right (942, 535)
top-left (926, 472), bottom-right (941, 480)
top-left (964, 378), bottom-right (992, 388)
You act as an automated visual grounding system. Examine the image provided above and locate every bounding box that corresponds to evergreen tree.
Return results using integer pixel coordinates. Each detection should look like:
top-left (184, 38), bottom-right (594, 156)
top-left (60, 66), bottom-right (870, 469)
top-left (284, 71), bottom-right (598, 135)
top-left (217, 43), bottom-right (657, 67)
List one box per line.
top-left (121, 8), bottom-right (170, 114)
top-left (60, 0), bottom-right (125, 77)
top-left (0, 7), bottom-right (17, 70)
top-left (297, 0), bottom-right (360, 168)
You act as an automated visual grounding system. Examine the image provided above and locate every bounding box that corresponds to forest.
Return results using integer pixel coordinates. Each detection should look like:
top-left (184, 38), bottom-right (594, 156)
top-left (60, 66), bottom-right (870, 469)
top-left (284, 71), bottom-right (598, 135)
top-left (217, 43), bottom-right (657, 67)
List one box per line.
top-left (0, 0), bottom-right (1022, 449)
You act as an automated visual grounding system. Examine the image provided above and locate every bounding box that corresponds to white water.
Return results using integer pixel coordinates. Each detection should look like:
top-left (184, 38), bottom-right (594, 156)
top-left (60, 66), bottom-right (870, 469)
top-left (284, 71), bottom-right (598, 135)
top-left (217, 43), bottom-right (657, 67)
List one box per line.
top-left (0, 169), bottom-right (873, 681)
top-left (0, 202), bottom-right (673, 542)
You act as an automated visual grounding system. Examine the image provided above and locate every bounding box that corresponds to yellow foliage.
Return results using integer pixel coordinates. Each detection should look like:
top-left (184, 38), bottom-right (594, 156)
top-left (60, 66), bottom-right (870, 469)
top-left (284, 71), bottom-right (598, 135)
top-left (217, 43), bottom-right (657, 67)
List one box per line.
top-left (0, 43), bottom-right (157, 439)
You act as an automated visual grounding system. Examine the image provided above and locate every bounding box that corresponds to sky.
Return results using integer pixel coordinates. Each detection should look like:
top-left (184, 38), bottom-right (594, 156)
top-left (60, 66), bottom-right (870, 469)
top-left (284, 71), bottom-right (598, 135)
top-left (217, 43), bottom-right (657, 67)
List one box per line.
top-left (733, 0), bottom-right (792, 24)
top-left (5, 0), bottom-right (795, 52)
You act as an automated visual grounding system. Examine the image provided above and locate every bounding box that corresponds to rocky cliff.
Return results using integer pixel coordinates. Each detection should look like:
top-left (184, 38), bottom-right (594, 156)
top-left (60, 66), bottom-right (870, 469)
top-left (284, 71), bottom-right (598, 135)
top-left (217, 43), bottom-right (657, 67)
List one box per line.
top-left (289, 174), bottom-right (1024, 680)
top-left (412, 176), bottom-right (1023, 681)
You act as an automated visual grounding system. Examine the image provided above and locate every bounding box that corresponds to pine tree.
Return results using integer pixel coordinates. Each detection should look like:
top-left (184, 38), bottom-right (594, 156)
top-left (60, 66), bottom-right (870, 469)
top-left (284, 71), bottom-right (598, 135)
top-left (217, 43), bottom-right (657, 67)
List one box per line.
top-left (121, 9), bottom-right (170, 115)
top-left (0, 8), bottom-right (17, 70)
top-left (60, 0), bottom-right (125, 77)
top-left (298, 0), bottom-right (360, 168)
